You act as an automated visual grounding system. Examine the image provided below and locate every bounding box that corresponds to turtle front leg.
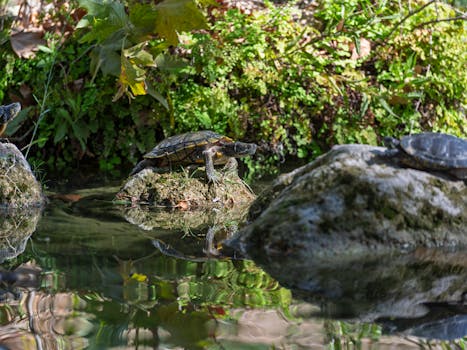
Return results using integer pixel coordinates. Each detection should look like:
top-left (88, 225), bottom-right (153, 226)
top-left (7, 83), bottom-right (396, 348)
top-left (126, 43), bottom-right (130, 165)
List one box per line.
top-left (203, 147), bottom-right (219, 183)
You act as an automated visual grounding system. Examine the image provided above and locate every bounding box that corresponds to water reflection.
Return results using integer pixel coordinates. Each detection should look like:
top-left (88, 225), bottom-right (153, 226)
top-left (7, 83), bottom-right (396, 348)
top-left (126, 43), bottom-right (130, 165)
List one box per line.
top-left (238, 233), bottom-right (467, 341)
top-left (0, 208), bottom-right (41, 262)
top-left (0, 188), bottom-right (464, 348)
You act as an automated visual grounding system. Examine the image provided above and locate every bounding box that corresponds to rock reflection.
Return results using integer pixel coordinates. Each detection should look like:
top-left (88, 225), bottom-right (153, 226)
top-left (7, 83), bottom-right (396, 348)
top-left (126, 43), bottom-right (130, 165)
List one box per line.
top-left (0, 208), bottom-right (41, 262)
top-left (242, 245), bottom-right (467, 340)
top-left (121, 203), bottom-right (250, 258)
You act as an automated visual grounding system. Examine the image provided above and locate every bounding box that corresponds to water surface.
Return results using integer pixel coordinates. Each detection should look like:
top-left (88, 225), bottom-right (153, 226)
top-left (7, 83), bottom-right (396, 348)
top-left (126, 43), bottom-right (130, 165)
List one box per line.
top-left (0, 184), bottom-right (465, 349)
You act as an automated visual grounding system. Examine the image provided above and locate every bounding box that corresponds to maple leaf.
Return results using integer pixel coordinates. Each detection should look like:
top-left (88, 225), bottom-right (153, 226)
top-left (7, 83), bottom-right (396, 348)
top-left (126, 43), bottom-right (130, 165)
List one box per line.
top-left (154, 0), bottom-right (207, 45)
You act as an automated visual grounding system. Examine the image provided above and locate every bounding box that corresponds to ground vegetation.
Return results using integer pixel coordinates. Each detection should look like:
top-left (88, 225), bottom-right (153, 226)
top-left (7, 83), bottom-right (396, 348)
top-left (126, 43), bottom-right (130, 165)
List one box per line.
top-left (0, 0), bottom-right (465, 177)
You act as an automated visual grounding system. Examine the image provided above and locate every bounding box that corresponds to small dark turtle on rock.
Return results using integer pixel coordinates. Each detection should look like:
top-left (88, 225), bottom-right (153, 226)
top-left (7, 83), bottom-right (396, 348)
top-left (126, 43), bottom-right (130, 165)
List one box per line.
top-left (0, 102), bottom-right (21, 138)
top-left (130, 130), bottom-right (257, 183)
top-left (384, 132), bottom-right (467, 180)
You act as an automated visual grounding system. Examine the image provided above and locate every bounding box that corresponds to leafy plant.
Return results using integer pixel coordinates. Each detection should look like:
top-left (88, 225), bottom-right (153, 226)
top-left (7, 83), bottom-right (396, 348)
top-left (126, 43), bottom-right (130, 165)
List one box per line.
top-left (76, 0), bottom-right (207, 103)
top-left (0, 0), bottom-right (465, 176)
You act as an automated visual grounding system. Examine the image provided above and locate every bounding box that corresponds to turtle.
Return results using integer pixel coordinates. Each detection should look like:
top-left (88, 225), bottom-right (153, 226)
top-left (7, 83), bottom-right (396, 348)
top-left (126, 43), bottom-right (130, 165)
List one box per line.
top-left (384, 132), bottom-right (467, 180)
top-left (130, 130), bottom-right (257, 183)
top-left (0, 102), bottom-right (21, 137)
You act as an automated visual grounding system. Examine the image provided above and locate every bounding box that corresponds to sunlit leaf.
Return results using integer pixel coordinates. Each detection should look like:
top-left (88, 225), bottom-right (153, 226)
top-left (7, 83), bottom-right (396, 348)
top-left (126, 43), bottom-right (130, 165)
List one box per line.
top-left (79, 18), bottom-right (123, 43)
top-left (124, 43), bottom-right (156, 67)
top-left (129, 81), bottom-right (146, 96)
top-left (378, 97), bottom-right (400, 118)
top-left (78, 0), bottom-right (128, 43)
top-left (78, 0), bottom-right (127, 24)
top-left (120, 56), bottom-right (147, 96)
top-left (154, 0), bottom-right (207, 45)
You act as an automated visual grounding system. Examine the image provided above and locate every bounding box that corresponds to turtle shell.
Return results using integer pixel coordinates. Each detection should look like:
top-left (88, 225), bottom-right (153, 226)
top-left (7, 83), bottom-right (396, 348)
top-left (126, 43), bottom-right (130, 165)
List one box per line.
top-left (143, 130), bottom-right (232, 166)
top-left (400, 132), bottom-right (467, 169)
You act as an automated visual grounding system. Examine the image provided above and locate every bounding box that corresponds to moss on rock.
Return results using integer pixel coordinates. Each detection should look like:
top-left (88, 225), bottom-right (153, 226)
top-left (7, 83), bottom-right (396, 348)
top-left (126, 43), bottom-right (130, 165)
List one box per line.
top-left (0, 142), bottom-right (45, 208)
top-left (115, 166), bottom-right (255, 209)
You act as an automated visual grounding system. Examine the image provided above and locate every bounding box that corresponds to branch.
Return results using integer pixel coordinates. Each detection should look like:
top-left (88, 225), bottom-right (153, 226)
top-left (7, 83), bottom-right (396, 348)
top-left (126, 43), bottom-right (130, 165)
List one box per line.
top-left (414, 14), bottom-right (467, 29)
top-left (377, 0), bottom-right (437, 48)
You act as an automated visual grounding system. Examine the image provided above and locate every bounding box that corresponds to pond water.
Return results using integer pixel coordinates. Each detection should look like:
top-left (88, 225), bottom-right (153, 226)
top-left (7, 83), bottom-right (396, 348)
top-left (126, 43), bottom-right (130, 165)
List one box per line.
top-left (0, 181), bottom-right (466, 349)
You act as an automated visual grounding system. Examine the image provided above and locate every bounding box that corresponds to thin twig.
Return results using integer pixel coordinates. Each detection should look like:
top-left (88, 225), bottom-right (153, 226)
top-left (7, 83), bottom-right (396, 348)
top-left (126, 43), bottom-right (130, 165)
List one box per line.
top-left (375, 0), bottom-right (437, 49)
top-left (414, 15), bottom-right (467, 29)
top-left (24, 32), bottom-right (65, 159)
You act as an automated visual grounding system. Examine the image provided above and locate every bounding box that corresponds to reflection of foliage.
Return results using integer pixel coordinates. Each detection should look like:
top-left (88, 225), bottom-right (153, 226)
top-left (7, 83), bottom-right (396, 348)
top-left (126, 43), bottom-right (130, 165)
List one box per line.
top-left (0, 249), bottom-right (292, 348)
top-left (75, 257), bottom-right (292, 348)
top-left (121, 257), bottom-right (292, 311)
top-left (325, 320), bottom-right (382, 349)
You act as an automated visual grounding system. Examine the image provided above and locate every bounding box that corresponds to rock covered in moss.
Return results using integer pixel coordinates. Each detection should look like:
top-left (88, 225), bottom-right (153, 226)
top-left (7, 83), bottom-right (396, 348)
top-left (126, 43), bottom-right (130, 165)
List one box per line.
top-left (229, 144), bottom-right (467, 262)
top-left (0, 207), bottom-right (42, 262)
top-left (0, 142), bottom-right (44, 208)
top-left (115, 166), bottom-right (255, 208)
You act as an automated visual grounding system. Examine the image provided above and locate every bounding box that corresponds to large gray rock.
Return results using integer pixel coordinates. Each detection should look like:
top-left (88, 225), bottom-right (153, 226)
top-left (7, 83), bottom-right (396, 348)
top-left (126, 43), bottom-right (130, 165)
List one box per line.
top-left (230, 144), bottom-right (466, 260)
top-left (0, 142), bottom-right (44, 208)
top-left (225, 144), bottom-right (467, 322)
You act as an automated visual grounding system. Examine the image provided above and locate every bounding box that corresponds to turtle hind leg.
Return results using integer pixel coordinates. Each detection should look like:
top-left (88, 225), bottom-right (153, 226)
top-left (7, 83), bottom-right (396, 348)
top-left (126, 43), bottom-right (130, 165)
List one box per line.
top-left (129, 159), bottom-right (156, 176)
top-left (222, 157), bottom-right (238, 177)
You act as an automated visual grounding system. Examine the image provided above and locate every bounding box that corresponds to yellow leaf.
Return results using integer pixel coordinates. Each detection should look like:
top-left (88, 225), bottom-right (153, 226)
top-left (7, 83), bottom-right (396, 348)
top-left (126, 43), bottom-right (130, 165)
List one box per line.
top-left (130, 273), bottom-right (148, 282)
top-left (129, 80), bottom-right (147, 96)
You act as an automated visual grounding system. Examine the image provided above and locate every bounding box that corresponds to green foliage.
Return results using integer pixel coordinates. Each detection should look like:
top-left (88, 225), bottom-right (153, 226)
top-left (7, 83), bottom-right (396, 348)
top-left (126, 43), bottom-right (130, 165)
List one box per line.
top-left (169, 7), bottom-right (321, 174)
top-left (0, 0), bottom-right (465, 175)
top-left (77, 0), bottom-right (207, 101)
top-left (164, 1), bottom-right (466, 176)
top-left (325, 320), bottom-right (382, 349)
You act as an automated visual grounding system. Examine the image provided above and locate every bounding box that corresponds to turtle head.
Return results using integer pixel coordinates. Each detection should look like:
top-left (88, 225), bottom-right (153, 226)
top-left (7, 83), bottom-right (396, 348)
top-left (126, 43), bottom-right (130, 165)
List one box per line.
top-left (383, 136), bottom-right (400, 149)
top-left (222, 141), bottom-right (257, 157)
top-left (0, 102), bottom-right (21, 124)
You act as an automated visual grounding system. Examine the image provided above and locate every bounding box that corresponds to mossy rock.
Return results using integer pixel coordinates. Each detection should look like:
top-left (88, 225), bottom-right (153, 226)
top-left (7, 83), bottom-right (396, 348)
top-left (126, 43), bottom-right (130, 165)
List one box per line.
top-left (230, 144), bottom-right (467, 263)
top-left (0, 142), bottom-right (45, 208)
top-left (115, 166), bottom-right (255, 209)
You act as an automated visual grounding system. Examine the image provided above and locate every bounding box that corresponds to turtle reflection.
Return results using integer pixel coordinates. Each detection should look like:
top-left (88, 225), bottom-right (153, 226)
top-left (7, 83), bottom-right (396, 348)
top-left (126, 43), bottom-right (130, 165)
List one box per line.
top-left (121, 203), bottom-right (250, 259)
